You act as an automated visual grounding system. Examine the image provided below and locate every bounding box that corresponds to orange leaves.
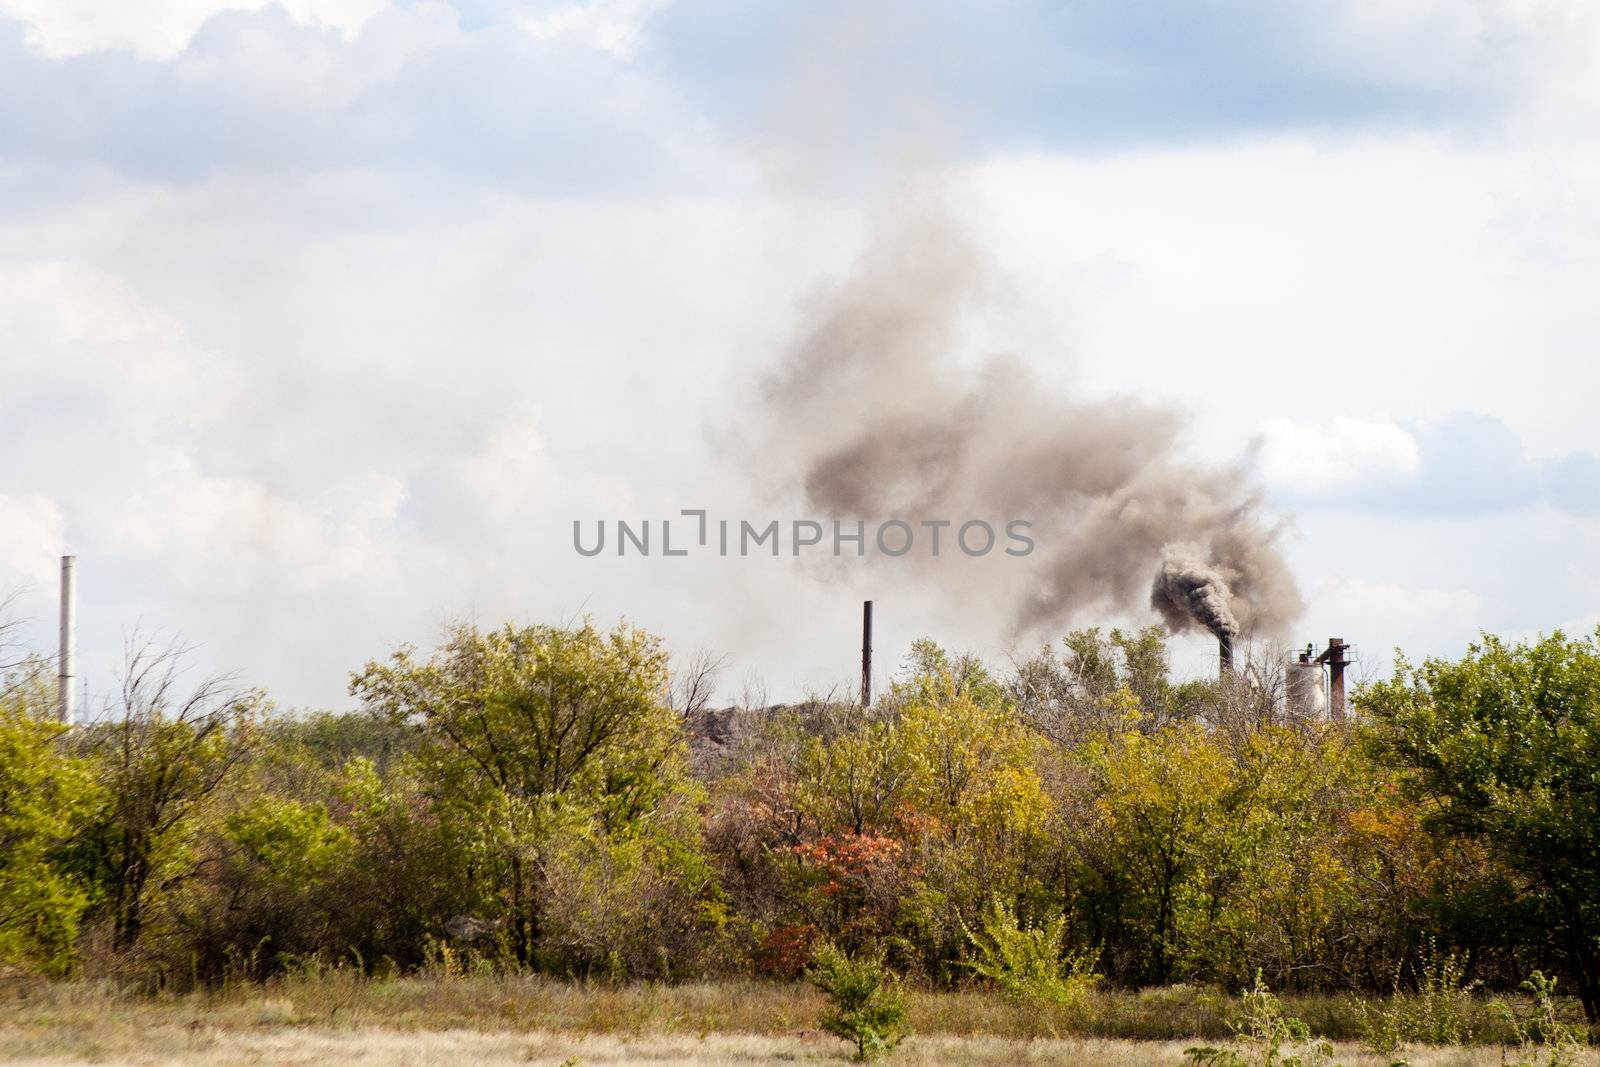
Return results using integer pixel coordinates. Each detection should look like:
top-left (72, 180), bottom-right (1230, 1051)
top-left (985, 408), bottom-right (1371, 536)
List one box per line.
top-left (790, 832), bottom-right (904, 879)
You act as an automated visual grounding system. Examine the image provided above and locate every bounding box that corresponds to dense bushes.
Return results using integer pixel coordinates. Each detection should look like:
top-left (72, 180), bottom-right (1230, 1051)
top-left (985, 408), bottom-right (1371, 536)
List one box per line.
top-left (1362, 633), bottom-right (1600, 1020)
top-left (0, 671), bottom-right (98, 975)
top-left (2, 618), bottom-right (1598, 1026)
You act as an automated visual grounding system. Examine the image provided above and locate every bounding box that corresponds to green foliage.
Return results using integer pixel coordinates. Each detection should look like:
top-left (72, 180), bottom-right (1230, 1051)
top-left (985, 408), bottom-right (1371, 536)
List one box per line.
top-left (153, 794), bottom-right (359, 983)
top-left (1071, 720), bottom-right (1236, 986)
top-left (326, 754), bottom-right (486, 972)
top-left (1010, 626), bottom-right (1176, 742)
top-left (8, 608), bottom-right (1600, 1019)
top-left (1353, 941), bottom-right (1478, 1056)
top-left (73, 647), bottom-right (262, 957)
top-left (792, 718), bottom-right (909, 838)
top-left (351, 620), bottom-right (704, 967)
top-left (351, 620), bottom-right (684, 826)
top-left (1186, 971), bottom-right (1339, 1067)
top-left (785, 660), bottom-right (1054, 973)
top-left (1493, 973), bottom-right (1585, 1067)
top-left (898, 639), bottom-right (1007, 710)
top-left (265, 710), bottom-right (418, 773)
top-left (1063, 710), bottom-right (1413, 992)
top-left (897, 686), bottom-right (1046, 840)
top-left (538, 799), bottom-right (724, 979)
top-left (225, 797), bottom-right (352, 889)
top-left (808, 941), bottom-right (910, 1061)
top-left (1361, 631), bottom-right (1600, 1020)
top-left (961, 898), bottom-right (1099, 1007)
top-left (0, 684), bottom-right (99, 975)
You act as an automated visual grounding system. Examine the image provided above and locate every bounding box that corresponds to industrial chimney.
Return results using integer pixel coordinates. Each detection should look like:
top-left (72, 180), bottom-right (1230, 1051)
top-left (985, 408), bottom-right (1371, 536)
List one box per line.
top-left (58, 555), bottom-right (75, 725)
top-left (1316, 637), bottom-right (1351, 723)
top-left (1218, 633), bottom-right (1233, 675)
top-left (860, 600), bottom-right (873, 708)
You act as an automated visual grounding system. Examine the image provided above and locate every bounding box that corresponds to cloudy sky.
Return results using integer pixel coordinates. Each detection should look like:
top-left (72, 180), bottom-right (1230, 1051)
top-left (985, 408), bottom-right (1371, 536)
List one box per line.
top-left (2, 0), bottom-right (1599, 711)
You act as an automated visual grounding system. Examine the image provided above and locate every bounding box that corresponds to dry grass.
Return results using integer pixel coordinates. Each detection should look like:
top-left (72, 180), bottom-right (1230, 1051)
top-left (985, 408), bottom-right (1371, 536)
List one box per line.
top-left (3, 1026), bottom-right (1586, 1067)
top-left (0, 975), bottom-right (1592, 1066)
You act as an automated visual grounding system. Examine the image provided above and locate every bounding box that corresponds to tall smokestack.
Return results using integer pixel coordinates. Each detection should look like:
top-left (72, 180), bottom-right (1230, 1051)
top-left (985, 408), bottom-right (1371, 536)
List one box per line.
top-left (58, 555), bottom-right (75, 725)
top-left (1218, 634), bottom-right (1233, 675)
top-left (1316, 637), bottom-right (1350, 723)
top-left (861, 600), bottom-right (873, 709)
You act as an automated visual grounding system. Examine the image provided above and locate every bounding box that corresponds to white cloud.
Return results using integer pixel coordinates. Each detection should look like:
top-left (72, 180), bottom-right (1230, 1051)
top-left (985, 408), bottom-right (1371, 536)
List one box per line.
top-left (1313, 576), bottom-right (1485, 666)
top-left (519, 0), bottom-right (670, 59)
top-left (1318, 575), bottom-right (1481, 627)
top-left (970, 131), bottom-right (1600, 458)
top-left (1, 2), bottom-right (1598, 705)
top-left (6, 133), bottom-right (1600, 702)
top-left (0, 0), bottom-right (392, 59)
top-left (0, 262), bottom-right (237, 430)
top-left (1557, 612), bottom-right (1600, 636)
top-left (96, 450), bottom-right (408, 597)
top-left (1312, 0), bottom-right (1599, 96)
top-left (1253, 415), bottom-right (1421, 494)
top-left (1247, 409), bottom-right (1600, 516)
top-left (448, 404), bottom-right (554, 524)
top-left (0, 494), bottom-right (64, 590)
top-left (0, 1), bottom-right (721, 195)
top-left (1504, 611), bottom-right (1600, 645)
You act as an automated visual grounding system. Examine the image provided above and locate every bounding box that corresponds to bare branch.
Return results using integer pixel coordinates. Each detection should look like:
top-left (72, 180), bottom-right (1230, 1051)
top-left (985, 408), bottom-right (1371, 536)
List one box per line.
top-left (669, 646), bottom-right (729, 721)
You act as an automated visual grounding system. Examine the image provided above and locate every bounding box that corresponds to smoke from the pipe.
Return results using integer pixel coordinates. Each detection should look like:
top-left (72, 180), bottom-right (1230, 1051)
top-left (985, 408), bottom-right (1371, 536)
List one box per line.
top-left (753, 177), bottom-right (1303, 643)
top-left (1150, 542), bottom-right (1240, 640)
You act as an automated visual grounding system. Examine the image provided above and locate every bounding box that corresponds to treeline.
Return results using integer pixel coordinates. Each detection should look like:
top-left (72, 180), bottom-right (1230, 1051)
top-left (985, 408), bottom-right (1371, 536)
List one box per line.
top-left (0, 621), bottom-right (1596, 1021)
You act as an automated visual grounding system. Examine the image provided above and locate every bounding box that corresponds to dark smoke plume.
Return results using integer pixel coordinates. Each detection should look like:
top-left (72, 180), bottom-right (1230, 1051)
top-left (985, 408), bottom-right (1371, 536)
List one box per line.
top-left (755, 178), bottom-right (1303, 642)
top-left (1150, 542), bottom-right (1240, 639)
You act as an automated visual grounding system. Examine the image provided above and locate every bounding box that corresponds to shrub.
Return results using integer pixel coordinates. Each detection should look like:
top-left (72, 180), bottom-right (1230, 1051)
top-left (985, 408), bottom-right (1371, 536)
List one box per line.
top-left (787, 831), bottom-right (909, 952)
top-left (0, 684), bottom-right (99, 976)
top-left (1494, 972), bottom-right (1585, 1067)
top-left (1354, 940), bottom-right (1478, 1056)
top-left (1186, 970), bottom-right (1337, 1067)
top-left (807, 941), bottom-right (910, 1061)
top-left (754, 924), bottom-right (817, 979)
top-left (538, 806), bottom-right (721, 980)
top-left (962, 898), bottom-right (1099, 1007)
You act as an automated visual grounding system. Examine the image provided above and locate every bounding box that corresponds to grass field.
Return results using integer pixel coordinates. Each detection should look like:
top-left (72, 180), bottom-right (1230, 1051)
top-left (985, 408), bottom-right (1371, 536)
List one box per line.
top-left (1, 974), bottom-right (1593, 1065)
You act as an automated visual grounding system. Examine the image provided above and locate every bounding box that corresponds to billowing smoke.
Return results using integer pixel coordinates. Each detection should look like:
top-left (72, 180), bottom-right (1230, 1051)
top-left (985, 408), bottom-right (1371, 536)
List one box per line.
top-left (1150, 542), bottom-right (1240, 640)
top-left (754, 177), bottom-right (1303, 642)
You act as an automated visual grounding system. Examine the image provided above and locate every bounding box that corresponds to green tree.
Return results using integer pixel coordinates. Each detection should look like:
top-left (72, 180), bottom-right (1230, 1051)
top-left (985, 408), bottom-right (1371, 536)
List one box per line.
top-left (962, 897), bottom-right (1100, 1006)
top-left (809, 941), bottom-right (910, 1060)
top-left (538, 798), bottom-right (723, 979)
top-left (158, 794), bottom-right (357, 982)
top-left (75, 643), bottom-right (261, 954)
top-left (1011, 627), bottom-right (1175, 743)
top-left (0, 675), bottom-right (99, 974)
top-left (1069, 720), bottom-right (1235, 985)
top-left (350, 620), bottom-right (692, 964)
top-left (1361, 631), bottom-right (1600, 1020)
top-left (1191, 724), bottom-right (1380, 990)
top-left (793, 720), bottom-right (911, 838)
top-left (899, 639), bottom-right (1006, 709)
top-left (898, 683), bottom-right (1046, 840)
top-left (332, 754), bottom-right (484, 970)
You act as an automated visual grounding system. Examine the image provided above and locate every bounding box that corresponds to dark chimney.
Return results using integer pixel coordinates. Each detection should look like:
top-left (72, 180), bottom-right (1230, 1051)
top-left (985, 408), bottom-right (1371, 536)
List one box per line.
top-left (1315, 637), bottom-right (1351, 722)
top-left (1219, 633), bottom-right (1233, 675)
top-left (860, 600), bottom-right (873, 708)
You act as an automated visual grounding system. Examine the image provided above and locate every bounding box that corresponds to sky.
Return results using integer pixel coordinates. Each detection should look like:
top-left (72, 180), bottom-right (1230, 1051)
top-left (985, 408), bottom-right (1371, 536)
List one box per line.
top-left (2, 0), bottom-right (1599, 711)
